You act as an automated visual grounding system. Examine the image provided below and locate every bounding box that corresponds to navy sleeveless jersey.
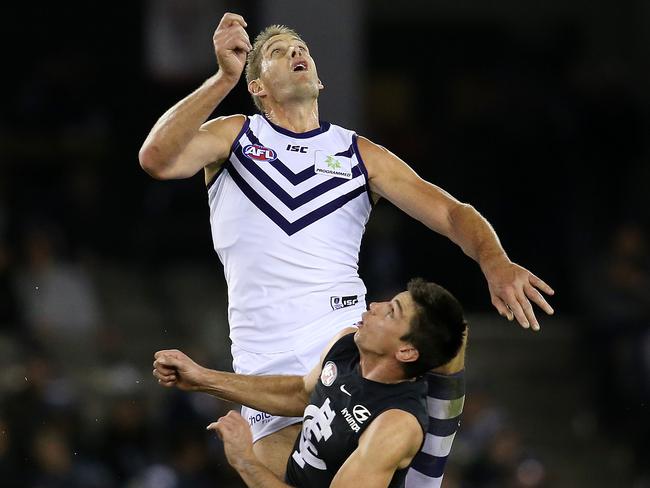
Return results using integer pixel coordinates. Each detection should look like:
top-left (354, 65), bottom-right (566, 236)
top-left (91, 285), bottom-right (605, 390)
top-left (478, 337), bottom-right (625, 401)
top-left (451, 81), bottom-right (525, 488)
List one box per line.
top-left (285, 333), bottom-right (429, 487)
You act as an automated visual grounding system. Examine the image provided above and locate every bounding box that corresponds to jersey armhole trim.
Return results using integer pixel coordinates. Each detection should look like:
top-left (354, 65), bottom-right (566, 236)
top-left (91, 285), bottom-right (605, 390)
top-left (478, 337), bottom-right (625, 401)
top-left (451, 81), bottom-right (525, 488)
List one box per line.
top-left (206, 116), bottom-right (250, 190)
top-left (351, 134), bottom-right (374, 207)
top-left (370, 408), bottom-right (428, 452)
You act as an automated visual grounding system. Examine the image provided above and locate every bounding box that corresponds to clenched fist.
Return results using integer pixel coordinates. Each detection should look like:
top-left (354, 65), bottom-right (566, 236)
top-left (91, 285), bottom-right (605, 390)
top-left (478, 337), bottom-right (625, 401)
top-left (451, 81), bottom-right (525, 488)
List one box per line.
top-left (213, 12), bottom-right (252, 85)
top-left (153, 349), bottom-right (208, 391)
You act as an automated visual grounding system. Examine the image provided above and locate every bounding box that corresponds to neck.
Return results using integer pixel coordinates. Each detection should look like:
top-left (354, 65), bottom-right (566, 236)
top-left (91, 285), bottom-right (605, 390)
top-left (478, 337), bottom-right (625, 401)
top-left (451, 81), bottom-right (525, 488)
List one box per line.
top-left (358, 352), bottom-right (410, 384)
top-left (264, 99), bottom-right (320, 133)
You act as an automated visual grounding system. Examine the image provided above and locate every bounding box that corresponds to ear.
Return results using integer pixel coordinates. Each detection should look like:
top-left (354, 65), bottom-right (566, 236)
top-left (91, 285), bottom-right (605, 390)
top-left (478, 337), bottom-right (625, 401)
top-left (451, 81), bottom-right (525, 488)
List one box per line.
top-left (396, 344), bottom-right (419, 363)
top-left (318, 79), bottom-right (324, 90)
top-left (248, 79), bottom-right (267, 99)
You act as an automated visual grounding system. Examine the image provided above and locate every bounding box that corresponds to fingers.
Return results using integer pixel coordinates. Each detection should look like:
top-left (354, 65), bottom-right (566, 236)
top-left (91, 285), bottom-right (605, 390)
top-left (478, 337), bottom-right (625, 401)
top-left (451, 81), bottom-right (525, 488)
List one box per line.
top-left (153, 350), bottom-right (182, 385)
top-left (506, 294), bottom-right (530, 329)
top-left (525, 283), bottom-right (555, 316)
top-left (215, 19), bottom-right (252, 52)
top-left (218, 12), bottom-right (247, 29)
top-left (232, 38), bottom-right (252, 55)
top-left (515, 291), bottom-right (540, 331)
top-left (491, 295), bottom-right (513, 321)
top-left (529, 273), bottom-right (555, 296)
top-left (206, 411), bottom-right (243, 437)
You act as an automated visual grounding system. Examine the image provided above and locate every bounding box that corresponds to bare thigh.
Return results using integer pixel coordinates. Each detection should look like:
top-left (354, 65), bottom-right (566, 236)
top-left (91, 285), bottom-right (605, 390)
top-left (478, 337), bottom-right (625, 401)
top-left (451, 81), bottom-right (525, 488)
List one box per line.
top-left (253, 423), bottom-right (302, 477)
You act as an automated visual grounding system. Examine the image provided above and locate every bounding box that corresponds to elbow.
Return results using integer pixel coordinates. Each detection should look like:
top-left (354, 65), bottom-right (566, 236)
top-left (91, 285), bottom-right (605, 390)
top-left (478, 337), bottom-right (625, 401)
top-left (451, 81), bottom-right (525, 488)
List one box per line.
top-left (447, 202), bottom-right (474, 225)
top-left (138, 144), bottom-right (173, 180)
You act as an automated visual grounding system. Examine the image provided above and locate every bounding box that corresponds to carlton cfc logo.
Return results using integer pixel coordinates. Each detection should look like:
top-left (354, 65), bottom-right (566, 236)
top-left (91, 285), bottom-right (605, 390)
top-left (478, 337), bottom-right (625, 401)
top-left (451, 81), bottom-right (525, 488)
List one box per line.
top-left (243, 144), bottom-right (278, 162)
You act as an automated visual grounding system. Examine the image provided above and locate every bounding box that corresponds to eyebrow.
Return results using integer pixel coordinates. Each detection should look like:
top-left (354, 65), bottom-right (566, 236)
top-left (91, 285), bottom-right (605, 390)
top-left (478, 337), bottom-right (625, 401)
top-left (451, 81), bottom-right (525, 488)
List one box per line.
top-left (394, 298), bottom-right (404, 318)
top-left (265, 37), bottom-right (306, 54)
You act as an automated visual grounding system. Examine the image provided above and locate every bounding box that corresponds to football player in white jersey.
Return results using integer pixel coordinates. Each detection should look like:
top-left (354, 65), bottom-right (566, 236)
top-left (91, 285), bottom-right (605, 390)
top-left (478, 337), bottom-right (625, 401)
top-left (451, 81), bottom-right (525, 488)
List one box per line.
top-left (139, 12), bottom-right (555, 483)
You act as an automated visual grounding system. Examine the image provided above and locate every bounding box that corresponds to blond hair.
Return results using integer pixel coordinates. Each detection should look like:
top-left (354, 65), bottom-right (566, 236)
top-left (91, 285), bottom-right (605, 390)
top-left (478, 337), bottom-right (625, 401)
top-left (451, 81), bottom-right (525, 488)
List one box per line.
top-left (245, 25), bottom-right (304, 112)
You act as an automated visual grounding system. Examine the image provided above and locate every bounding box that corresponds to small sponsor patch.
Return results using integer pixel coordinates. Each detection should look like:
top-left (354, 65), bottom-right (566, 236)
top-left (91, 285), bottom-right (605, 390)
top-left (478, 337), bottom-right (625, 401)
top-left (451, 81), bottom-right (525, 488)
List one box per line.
top-left (320, 361), bottom-right (337, 386)
top-left (353, 404), bottom-right (371, 423)
top-left (314, 150), bottom-right (352, 179)
top-left (330, 295), bottom-right (359, 311)
top-left (243, 144), bottom-right (278, 162)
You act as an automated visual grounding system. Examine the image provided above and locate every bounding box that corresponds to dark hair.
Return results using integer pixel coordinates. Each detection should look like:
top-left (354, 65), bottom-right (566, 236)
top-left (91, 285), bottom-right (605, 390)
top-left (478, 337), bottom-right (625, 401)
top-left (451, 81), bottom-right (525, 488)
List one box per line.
top-left (400, 278), bottom-right (467, 378)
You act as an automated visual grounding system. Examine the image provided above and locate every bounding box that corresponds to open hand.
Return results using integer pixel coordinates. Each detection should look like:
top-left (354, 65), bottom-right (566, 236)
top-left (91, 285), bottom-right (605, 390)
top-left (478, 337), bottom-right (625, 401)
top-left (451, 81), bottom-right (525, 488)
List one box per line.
top-left (484, 259), bottom-right (554, 331)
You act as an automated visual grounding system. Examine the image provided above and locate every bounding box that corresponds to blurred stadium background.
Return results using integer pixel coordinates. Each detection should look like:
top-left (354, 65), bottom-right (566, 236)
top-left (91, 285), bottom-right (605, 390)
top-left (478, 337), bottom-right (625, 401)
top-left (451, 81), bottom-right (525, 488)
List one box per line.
top-left (1, 0), bottom-right (649, 486)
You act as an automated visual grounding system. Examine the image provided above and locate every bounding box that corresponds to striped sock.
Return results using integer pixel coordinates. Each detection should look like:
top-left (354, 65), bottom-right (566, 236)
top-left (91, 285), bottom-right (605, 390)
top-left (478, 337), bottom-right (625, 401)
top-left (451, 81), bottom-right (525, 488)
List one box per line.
top-left (405, 370), bottom-right (465, 488)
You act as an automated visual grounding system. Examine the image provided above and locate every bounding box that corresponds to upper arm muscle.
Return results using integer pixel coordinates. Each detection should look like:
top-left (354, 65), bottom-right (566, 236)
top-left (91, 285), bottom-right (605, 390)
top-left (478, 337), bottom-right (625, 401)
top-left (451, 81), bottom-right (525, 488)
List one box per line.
top-left (330, 410), bottom-right (422, 488)
top-left (148, 114), bottom-right (245, 181)
top-left (357, 135), bottom-right (463, 236)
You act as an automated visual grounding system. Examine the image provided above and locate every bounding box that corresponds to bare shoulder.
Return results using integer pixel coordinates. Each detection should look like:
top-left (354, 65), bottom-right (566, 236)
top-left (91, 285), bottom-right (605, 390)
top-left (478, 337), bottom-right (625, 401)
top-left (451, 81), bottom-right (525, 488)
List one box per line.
top-left (356, 135), bottom-right (390, 170)
top-left (368, 409), bottom-right (423, 436)
top-left (358, 409), bottom-right (423, 466)
top-left (203, 114), bottom-right (247, 185)
top-left (202, 114), bottom-right (247, 134)
top-left (355, 135), bottom-right (405, 180)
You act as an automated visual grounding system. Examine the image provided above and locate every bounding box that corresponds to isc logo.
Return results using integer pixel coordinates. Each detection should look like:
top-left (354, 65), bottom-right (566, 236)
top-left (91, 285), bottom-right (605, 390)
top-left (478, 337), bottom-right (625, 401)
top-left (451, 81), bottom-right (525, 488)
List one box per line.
top-left (243, 144), bottom-right (278, 162)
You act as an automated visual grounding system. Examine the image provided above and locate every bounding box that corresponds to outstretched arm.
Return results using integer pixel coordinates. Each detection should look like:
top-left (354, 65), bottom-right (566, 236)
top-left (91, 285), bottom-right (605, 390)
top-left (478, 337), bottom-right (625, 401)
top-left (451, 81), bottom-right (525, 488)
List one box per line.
top-left (138, 12), bottom-right (250, 180)
top-left (152, 328), bottom-right (357, 416)
top-left (358, 136), bottom-right (554, 330)
top-left (153, 349), bottom-right (309, 417)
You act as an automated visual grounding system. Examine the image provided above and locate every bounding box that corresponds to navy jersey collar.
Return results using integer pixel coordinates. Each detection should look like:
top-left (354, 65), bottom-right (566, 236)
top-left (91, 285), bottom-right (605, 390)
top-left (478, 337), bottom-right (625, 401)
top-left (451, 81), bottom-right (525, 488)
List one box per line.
top-left (262, 114), bottom-right (331, 139)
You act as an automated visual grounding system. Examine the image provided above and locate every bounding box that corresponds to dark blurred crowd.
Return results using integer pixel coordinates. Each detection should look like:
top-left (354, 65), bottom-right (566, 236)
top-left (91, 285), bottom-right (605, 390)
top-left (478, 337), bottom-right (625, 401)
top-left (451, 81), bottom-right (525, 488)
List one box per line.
top-left (1, 2), bottom-right (649, 487)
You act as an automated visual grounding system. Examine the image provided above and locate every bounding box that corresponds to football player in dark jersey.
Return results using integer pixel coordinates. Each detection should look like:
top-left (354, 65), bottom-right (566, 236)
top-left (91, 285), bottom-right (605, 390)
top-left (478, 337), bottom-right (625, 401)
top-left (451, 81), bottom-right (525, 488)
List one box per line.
top-left (154, 278), bottom-right (467, 487)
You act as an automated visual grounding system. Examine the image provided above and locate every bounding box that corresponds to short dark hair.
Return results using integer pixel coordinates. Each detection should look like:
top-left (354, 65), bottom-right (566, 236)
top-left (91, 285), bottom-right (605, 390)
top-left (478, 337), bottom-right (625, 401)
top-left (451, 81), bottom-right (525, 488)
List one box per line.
top-left (400, 278), bottom-right (467, 378)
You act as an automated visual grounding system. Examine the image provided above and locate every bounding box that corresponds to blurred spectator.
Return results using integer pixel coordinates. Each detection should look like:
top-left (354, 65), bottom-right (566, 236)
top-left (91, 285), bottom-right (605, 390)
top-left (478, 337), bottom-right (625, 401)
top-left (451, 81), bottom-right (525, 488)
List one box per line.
top-left (14, 222), bottom-right (104, 366)
top-left (578, 221), bottom-right (650, 482)
top-left (101, 396), bottom-right (153, 483)
top-left (452, 394), bottom-right (547, 488)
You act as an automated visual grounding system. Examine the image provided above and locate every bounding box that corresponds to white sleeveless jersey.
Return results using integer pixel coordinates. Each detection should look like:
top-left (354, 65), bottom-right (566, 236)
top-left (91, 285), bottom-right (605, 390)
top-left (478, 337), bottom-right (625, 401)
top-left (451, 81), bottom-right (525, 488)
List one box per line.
top-left (207, 114), bottom-right (372, 353)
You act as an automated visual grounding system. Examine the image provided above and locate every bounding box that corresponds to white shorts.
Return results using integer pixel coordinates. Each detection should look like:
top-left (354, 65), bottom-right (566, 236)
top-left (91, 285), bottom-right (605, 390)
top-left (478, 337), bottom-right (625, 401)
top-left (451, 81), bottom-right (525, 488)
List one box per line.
top-left (231, 310), bottom-right (362, 442)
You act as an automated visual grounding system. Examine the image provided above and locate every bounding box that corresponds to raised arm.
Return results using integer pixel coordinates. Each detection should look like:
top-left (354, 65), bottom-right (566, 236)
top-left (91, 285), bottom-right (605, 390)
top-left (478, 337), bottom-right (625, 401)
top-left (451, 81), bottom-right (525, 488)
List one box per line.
top-left (358, 136), bottom-right (555, 330)
top-left (138, 13), bottom-right (250, 181)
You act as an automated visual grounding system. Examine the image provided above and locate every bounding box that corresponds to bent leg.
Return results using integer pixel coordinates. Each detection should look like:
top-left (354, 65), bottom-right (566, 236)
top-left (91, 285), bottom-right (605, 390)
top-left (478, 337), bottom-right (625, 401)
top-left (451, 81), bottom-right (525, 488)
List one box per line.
top-left (253, 423), bottom-right (302, 477)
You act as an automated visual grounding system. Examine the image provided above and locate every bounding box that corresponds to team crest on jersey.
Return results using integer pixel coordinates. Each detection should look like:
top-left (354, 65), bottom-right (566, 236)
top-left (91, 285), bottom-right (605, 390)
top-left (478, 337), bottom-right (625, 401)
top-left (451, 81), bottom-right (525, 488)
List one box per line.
top-left (321, 361), bottom-right (337, 386)
top-left (243, 144), bottom-right (278, 162)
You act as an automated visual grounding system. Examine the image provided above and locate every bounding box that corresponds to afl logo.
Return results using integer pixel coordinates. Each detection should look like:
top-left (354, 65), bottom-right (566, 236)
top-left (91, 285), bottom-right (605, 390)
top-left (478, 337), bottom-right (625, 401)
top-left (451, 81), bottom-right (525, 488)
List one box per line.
top-left (243, 144), bottom-right (278, 162)
top-left (320, 361), bottom-right (337, 387)
top-left (352, 404), bottom-right (371, 424)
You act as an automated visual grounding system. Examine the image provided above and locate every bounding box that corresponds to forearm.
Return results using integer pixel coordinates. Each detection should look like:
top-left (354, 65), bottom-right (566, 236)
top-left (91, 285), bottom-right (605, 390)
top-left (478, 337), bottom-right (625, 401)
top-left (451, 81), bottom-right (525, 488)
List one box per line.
top-left (140, 72), bottom-right (235, 167)
top-left (233, 458), bottom-right (294, 488)
top-left (447, 203), bottom-right (510, 272)
top-left (198, 370), bottom-right (308, 417)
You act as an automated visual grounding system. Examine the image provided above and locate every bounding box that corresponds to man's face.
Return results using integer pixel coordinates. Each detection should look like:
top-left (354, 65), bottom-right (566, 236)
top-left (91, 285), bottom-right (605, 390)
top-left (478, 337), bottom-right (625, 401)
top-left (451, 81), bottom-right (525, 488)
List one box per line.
top-left (354, 291), bottom-right (417, 356)
top-left (255, 34), bottom-right (322, 105)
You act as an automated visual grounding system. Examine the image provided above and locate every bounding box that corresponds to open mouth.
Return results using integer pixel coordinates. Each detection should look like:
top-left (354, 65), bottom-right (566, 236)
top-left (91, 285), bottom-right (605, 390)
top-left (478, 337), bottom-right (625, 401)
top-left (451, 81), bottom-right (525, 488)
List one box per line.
top-left (292, 61), bottom-right (308, 72)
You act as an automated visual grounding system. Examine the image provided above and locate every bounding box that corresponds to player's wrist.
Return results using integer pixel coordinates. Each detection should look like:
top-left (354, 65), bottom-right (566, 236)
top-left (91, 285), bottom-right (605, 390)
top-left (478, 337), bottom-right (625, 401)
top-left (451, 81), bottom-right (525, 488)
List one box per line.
top-left (213, 69), bottom-right (241, 89)
top-left (479, 251), bottom-right (510, 276)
